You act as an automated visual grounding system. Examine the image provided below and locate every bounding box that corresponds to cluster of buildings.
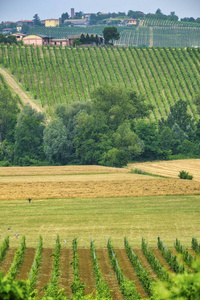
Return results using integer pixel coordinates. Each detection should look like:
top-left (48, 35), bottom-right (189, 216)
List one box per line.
top-left (11, 33), bottom-right (103, 47)
top-left (1, 8), bottom-right (138, 47)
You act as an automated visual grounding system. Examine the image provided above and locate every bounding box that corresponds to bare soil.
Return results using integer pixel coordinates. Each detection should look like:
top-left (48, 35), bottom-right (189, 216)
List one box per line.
top-left (0, 248), bottom-right (16, 275)
top-left (115, 248), bottom-right (149, 299)
top-left (59, 248), bottom-right (73, 298)
top-left (78, 248), bottom-right (96, 296)
top-left (36, 248), bottom-right (53, 297)
top-left (152, 248), bottom-right (174, 273)
top-left (134, 249), bottom-right (158, 280)
top-left (17, 247), bottom-right (35, 280)
top-left (97, 248), bottom-right (124, 300)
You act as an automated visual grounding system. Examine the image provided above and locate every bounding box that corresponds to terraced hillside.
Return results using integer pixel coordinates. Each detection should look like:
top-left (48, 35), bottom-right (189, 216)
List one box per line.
top-left (0, 44), bottom-right (200, 121)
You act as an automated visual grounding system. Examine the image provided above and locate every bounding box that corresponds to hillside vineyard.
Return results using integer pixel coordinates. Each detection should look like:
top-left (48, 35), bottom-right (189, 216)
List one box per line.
top-left (0, 44), bottom-right (200, 121)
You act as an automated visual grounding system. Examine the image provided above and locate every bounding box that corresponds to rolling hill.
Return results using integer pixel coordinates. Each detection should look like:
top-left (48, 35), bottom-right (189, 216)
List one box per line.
top-left (0, 43), bottom-right (200, 121)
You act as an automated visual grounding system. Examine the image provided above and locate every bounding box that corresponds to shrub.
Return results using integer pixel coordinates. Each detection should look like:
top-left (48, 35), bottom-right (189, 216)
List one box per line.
top-left (178, 170), bottom-right (193, 180)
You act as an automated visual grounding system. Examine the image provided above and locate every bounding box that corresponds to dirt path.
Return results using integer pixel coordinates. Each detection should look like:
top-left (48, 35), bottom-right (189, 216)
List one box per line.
top-left (78, 248), bottom-right (96, 296)
top-left (0, 248), bottom-right (16, 275)
top-left (134, 248), bottom-right (158, 280)
top-left (0, 67), bottom-right (43, 114)
top-left (97, 248), bottom-right (123, 300)
top-left (59, 248), bottom-right (73, 298)
top-left (149, 27), bottom-right (153, 47)
top-left (17, 247), bottom-right (35, 280)
top-left (36, 248), bottom-right (53, 297)
top-left (152, 248), bottom-right (174, 274)
top-left (115, 249), bottom-right (149, 299)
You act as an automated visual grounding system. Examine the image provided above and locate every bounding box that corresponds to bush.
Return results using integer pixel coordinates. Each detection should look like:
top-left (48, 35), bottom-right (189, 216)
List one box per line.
top-left (178, 170), bottom-right (193, 180)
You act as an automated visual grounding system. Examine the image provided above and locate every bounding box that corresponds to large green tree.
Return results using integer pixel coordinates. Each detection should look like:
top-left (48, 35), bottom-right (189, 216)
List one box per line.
top-left (103, 26), bottom-right (120, 44)
top-left (0, 88), bottom-right (19, 144)
top-left (73, 111), bottom-right (112, 165)
top-left (14, 105), bottom-right (45, 164)
top-left (43, 118), bottom-right (72, 165)
top-left (92, 84), bottom-right (152, 131)
top-left (61, 12), bottom-right (69, 23)
top-left (33, 14), bottom-right (41, 26)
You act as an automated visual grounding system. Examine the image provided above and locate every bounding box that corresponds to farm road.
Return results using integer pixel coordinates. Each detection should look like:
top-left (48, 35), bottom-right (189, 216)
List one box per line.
top-left (0, 67), bottom-right (43, 114)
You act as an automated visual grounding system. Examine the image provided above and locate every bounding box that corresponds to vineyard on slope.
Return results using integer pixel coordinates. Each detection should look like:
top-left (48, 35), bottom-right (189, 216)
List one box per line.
top-left (0, 236), bottom-right (200, 299)
top-left (27, 21), bottom-right (200, 47)
top-left (0, 44), bottom-right (200, 121)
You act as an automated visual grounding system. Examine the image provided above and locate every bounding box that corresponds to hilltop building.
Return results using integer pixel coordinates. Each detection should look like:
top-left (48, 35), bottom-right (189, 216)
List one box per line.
top-left (71, 8), bottom-right (75, 18)
top-left (45, 19), bottom-right (60, 27)
top-left (123, 19), bottom-right (138, 25)
top-left (64, 18), bottom-right (89, 26)
top-left (16, 20), bottom-right (33, 32)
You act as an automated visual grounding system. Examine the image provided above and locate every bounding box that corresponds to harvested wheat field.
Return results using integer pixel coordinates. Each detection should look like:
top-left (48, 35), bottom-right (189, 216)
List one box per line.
top-left (0, 165), bottom-right (130, 176)
top-left (128, 159), bottom-right (200, 181)
top-left (0, 162), bottom-right (200, 200)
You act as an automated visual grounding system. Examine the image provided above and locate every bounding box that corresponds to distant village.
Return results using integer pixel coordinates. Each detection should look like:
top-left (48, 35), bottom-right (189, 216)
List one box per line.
top-left (1, 8), bottom-right (199, 48)
top-left (0, 8), bottom-right (140, 47)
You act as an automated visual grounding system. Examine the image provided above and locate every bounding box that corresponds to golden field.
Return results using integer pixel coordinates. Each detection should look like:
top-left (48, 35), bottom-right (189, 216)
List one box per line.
top-left (0, 162), bottom-right (200, 200)
top-left (129, 159), bottom-right (200, 181)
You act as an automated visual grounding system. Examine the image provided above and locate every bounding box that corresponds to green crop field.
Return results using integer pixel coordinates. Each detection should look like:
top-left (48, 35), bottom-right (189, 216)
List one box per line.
top-left (0, 44), bottom-right (200, 121)
top-left (0, 194), bottom-right (200, 299)
top-left (0, 194), bottom-right (199, 248)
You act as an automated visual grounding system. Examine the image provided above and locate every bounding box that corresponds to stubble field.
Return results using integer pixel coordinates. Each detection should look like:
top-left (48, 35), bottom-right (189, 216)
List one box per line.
top-left (0, 161), bottom-right (200, 201)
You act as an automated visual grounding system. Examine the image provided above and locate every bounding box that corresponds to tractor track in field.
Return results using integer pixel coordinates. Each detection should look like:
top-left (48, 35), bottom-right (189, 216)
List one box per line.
top-left (0, 67), bottom-right (43, 114)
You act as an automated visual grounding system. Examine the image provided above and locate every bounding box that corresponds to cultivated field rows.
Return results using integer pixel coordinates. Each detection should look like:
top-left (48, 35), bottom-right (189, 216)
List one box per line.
top-left (0, 237), bottom-right (199, 299)
top-left (0, 45), bottom-right (200, 122)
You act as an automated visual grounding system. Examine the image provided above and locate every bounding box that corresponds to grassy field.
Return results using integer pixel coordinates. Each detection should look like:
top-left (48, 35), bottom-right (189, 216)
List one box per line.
top-left (0, 195), bottom-right (199, 249)
top-left (0, 163), bottom-right (200, 299)
top-left (0, 162), bottom-right (199, 249)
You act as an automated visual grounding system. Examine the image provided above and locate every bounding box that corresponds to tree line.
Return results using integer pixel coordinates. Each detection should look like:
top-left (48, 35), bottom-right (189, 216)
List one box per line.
top-left (0, 83), bottom-right (200, 167)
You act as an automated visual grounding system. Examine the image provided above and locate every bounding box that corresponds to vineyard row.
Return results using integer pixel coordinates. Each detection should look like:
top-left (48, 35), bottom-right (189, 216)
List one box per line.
top-left (0, 44), bottom-right (200, 121)
top-left (0, 236), bottom-right (199, 299)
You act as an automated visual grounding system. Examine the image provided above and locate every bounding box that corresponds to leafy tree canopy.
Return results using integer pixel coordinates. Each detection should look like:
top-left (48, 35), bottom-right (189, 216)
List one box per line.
top-left (92, 84), bottom-right (152, 130)
top-left (33, 14), bottom-right (41, 26)
top-left (0, 88), bottom-right (19, 143)
top-left (61, 12), bottom-right (69, 23)
top-left (103, 26), bottom-right (120, 44)
top-left (14, 104), bottom-right (46, 163)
